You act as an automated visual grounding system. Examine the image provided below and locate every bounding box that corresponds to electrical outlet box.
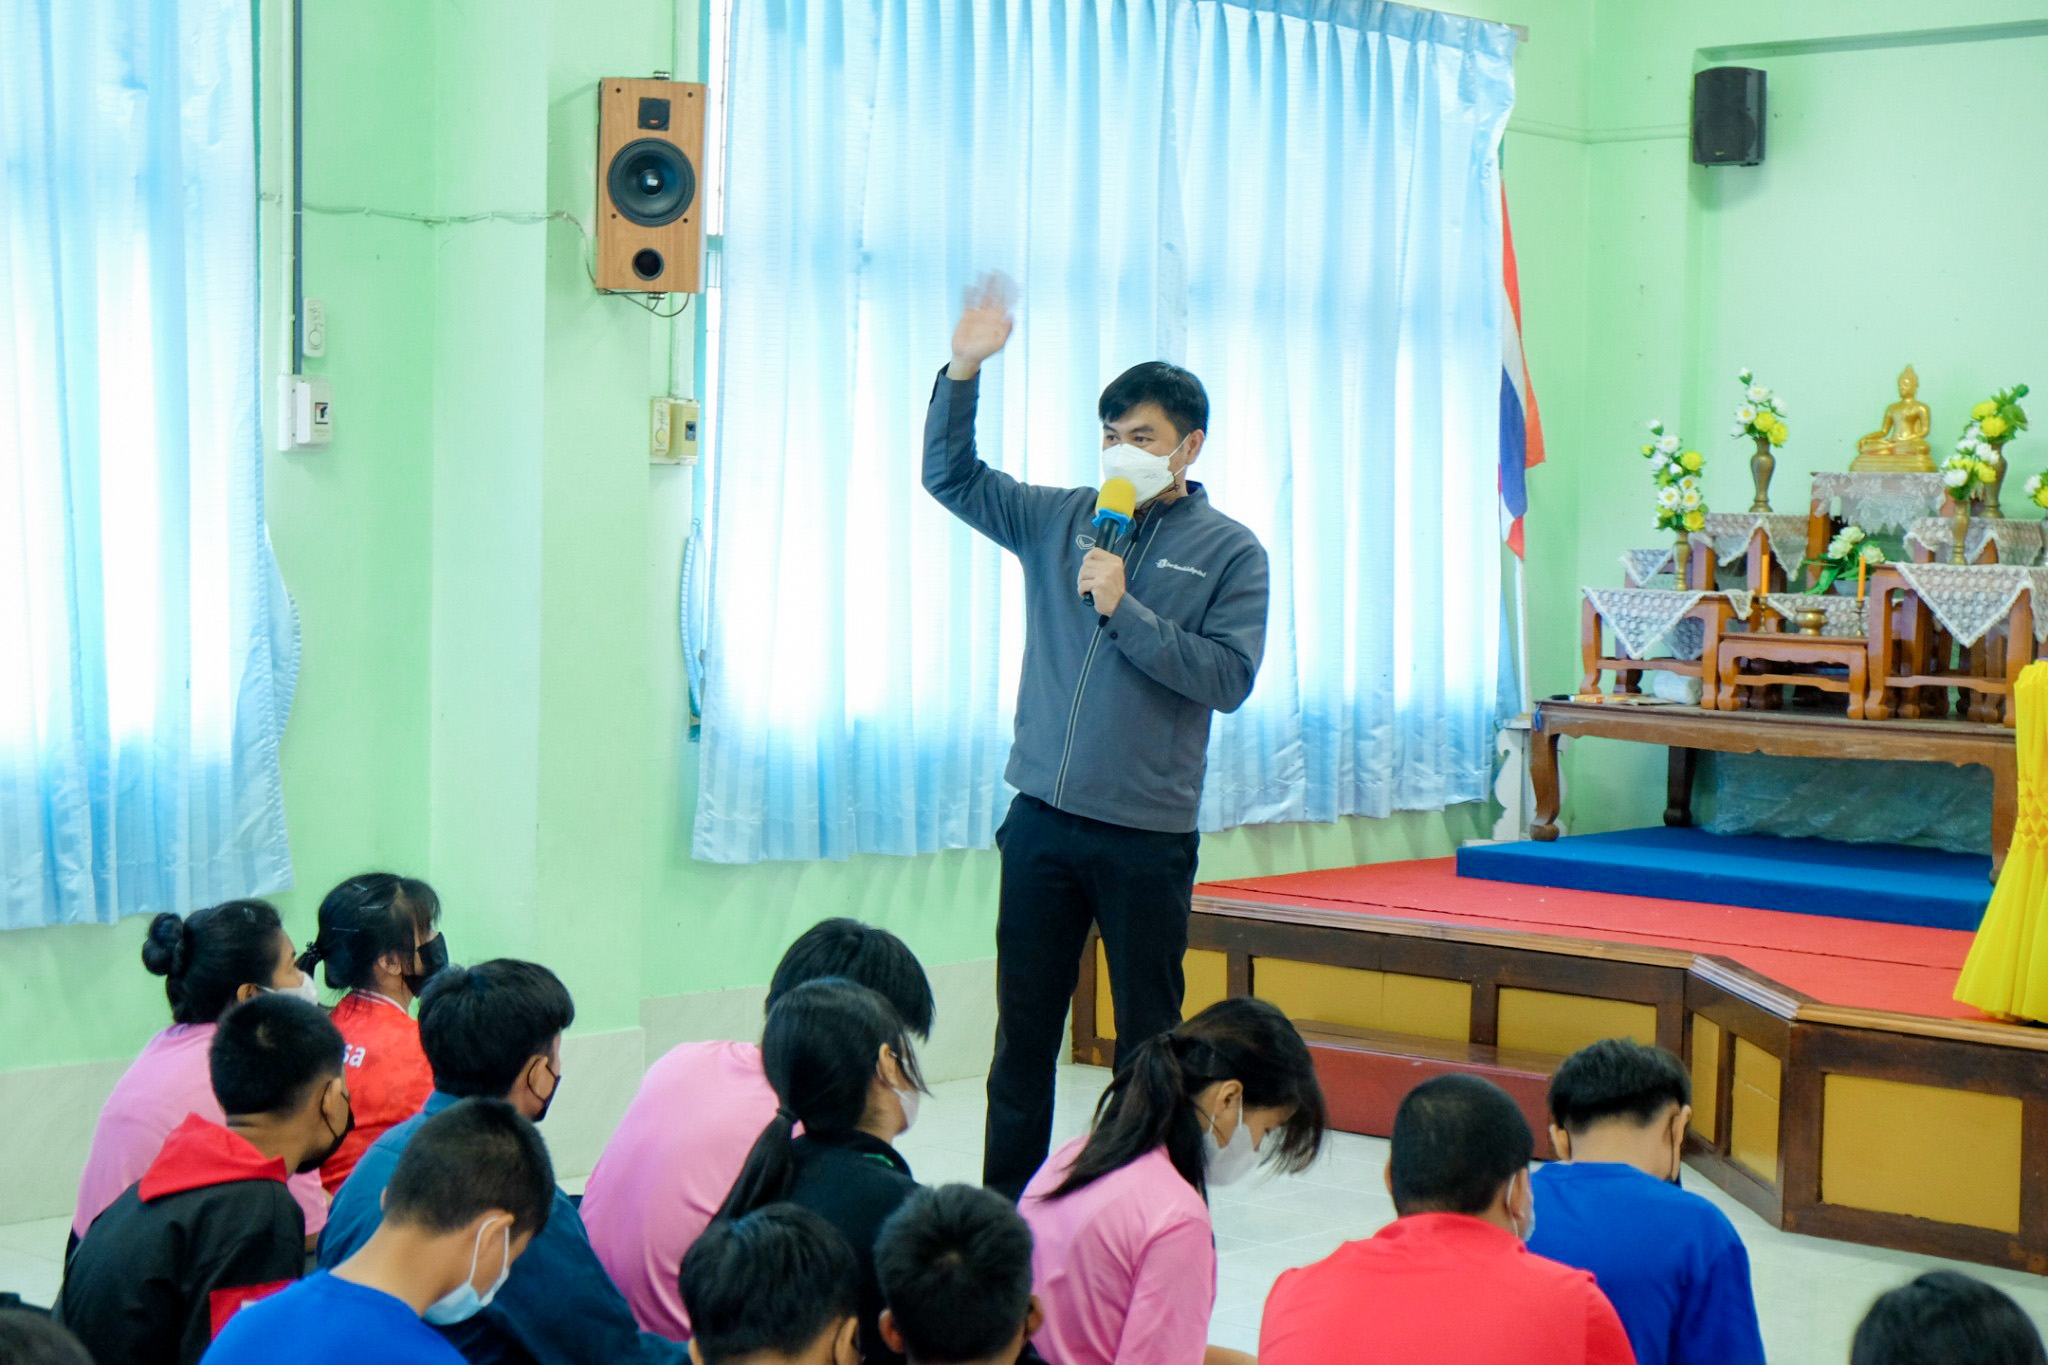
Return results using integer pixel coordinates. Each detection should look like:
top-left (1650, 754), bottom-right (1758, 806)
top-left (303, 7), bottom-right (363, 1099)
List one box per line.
top-left (278, 375), bottom-right (333, 450)
top-left (675, 398), bottom-right (700, 464)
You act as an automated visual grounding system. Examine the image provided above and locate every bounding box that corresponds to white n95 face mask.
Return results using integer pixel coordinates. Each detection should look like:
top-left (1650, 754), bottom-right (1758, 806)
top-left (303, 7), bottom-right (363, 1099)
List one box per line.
top-left (1101, 435), bottom-right (1186, 506)
top-left (1202, 1100), bottom-right (1261, 1187)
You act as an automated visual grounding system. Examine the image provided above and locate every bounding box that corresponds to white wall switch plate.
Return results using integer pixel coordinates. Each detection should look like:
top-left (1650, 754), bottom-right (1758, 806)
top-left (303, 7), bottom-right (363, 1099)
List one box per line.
top-left (302, 298), bottom-right (327, 358)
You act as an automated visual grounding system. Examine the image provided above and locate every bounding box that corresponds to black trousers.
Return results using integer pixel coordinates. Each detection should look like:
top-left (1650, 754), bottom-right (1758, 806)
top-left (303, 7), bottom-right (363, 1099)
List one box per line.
top-left (982, 793), bottom-right (1201, 1199)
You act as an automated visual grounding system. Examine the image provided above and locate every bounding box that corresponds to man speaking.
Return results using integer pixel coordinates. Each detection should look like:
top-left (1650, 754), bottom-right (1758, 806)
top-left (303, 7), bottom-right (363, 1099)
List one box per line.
top-left (924, 274), bottom-right (1269, 1199)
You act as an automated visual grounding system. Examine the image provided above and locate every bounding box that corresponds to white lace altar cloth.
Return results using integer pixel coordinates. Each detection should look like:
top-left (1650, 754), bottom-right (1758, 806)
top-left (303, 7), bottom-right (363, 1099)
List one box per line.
top-left (1809, 471), bottom-right (1946, 533)
top-left (1583, 588), bottom-right (1710, 661)
top-left (1620, 548), bottom-right (1677, 587)
top-left (1891, 563), bottom-right (2048, 647)
top-left (1690, 513), bottom-right (1810, 570)
top-left (1902, 517), bottom-right (2046, 566)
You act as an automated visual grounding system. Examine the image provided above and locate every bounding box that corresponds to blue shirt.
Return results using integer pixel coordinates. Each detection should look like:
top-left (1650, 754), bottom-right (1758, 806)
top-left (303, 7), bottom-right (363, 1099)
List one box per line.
top-left (1529, 1162), bottom-right (1766, 1365)
top-left (321, 1092), bottom-right (686, 1365)
top-left (203, 1273), bottom-right (462, 1365)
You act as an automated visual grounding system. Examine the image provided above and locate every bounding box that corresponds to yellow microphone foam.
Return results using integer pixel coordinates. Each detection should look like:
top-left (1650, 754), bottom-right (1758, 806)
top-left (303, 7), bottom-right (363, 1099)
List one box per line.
top-left (1097, 477), bottom-right (1137, 521)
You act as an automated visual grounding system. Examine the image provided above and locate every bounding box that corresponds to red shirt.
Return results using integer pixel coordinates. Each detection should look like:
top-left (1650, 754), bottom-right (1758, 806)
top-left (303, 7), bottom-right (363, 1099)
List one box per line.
top-left (320, 992), bottom-right (433, 1195)
top-left (1261, 1213), bottom-right (1637, 1365)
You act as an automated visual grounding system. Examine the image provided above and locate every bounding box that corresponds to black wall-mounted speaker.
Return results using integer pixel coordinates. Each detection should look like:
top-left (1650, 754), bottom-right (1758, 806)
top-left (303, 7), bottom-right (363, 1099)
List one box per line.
top-left (1692, 67), bottom-right (1766, 167)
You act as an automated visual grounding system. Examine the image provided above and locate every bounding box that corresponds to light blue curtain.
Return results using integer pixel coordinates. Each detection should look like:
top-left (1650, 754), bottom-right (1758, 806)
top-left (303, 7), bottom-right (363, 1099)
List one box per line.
top-left (695, 0), bottom-right (1516, 862)
top-left (0, 0), bottom-right (298, 926)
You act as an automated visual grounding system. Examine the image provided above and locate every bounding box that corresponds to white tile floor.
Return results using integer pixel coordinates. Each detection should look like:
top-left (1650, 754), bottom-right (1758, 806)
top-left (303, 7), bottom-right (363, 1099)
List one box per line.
top-left (5, 1066), bottom-right (2045, 1364)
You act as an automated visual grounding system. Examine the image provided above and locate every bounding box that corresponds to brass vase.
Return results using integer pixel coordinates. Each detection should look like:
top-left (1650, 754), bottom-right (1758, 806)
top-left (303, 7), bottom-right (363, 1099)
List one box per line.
top-left (1749, 433), bottom-right (1775, 513)
top-left (1674, 532), bottom-right (1692, 588)
top-left (1984, 442), bottom-right (2008, 519)
top-left (1951, 499), bottom-right (1972, 565)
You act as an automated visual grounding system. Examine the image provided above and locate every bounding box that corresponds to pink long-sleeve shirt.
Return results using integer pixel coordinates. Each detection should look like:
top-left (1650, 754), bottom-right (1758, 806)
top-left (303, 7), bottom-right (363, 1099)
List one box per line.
top-left (1020, 1137), bottom-right (1216, 1365)
top-left (72, 1023), bottom-right (328, 1240)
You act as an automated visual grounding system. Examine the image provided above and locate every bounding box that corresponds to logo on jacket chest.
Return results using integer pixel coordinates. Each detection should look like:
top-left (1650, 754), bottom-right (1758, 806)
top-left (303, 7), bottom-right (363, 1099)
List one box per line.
top-left (1154, 557), bottom-right (1208, 578)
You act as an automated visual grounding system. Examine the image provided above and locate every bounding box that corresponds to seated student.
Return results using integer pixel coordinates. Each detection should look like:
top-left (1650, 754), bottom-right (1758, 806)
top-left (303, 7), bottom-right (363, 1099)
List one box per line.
top-left (320, 960), bottom-right (684, 1365)
top-left (0, 1310), bottom-right (93, 1365)
top-left (1021, 998), bottom-right (1326, 1365)
top-left (1529, 1039), bottom-right (1764, 1365)
top-left (206, 1099), bottom-right (553, 1365)
top-left (585, 919), bottom-right (936, 1340)
top-left (298, 872), bottom-right (448, 1194)
top-left (714, 979), bottom-right (929, 1365)
top-left (1260, 1074), bottom-right (1635, 1365)
top-left (1851, 1270), bottom-right (2047, 1365)
top-left (680, 1205), bottom-right (861, 1365)
top-left (72, 901), bottom-right (329, 1248)
top-left (55, 995), bottom-right (352, 1365)
top-left (875, 1185), bottom-right (1042, 1365)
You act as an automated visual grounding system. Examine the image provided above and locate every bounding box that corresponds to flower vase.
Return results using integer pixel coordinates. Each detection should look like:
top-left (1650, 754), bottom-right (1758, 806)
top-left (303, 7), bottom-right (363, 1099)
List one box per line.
top-left (1674, 533), bottom-right (1692, 588)
top-left (1984, 442), bottom-right (2008, 519)
top-left (1749, 433), bottom-right (1775, 513)
top-left (1951, 501), bottom-right (1972, 565)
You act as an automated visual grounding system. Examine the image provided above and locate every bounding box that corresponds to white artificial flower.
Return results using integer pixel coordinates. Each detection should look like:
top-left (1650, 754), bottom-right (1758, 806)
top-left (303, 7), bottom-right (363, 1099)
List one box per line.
top-left (1679, 474), bottom-right (1700, 491)
top-left (1681, 489), bottom-right (1704, 510)
top-left (1945, 468), bottom-right (1971, 489)
top-left (1747, 384), bottom-right (1770, 403)
top-left (1860, 543), bottom-right (1885, 565)
top-left (1827, 537), bottom-right (1849, 559)
top-left (2027, 473), bottom-right (2045, 496)
top-left (1773, 397), bottom-right (1788, 417)
top-left (1658, 435), bottom-right (1680, 455)
top-left (1658, 486), bottom-right (1681, 508)
top-left (1729, 424), bottom-right (1744, 438)
top-left (1739, 368), bottom-right (1753, 383)
top-left (1842, 526), bottom-right (1865, 544)
top-left (1647, 419), bottom-right (1663, 433)
top-left (1735, 404), bottom-right (1758, 424)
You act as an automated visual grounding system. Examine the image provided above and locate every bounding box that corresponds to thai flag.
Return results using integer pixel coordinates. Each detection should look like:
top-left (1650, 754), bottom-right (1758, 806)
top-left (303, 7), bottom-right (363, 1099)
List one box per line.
top-left (1498, 184), bottom-right (1544, 558)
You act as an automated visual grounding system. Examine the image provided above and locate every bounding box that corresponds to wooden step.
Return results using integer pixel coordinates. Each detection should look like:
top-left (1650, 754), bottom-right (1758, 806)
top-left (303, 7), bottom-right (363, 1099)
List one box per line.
top-left (1296, 1021), bottom-right (1564, 1159)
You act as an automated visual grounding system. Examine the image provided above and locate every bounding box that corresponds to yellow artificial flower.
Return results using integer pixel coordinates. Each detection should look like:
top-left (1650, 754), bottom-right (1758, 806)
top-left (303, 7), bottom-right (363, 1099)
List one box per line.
top-left (1974, 400), bottom-right (1999, 421)
top-left (1682, 509), bottom-right (1706, 532)
top-left (1680, 450), bottom-right (1704, 472)
top-left (2035, 483), bottom-right (2048, 510)
top-left (1767, 422), bottom-right (1786, 447)
top-left (1976, 460), bottom-right (1998, 483)
top-left (1983, 415), bottom-right (2009, 440)
top-left (1641, 444), bottom-right (1655, 456)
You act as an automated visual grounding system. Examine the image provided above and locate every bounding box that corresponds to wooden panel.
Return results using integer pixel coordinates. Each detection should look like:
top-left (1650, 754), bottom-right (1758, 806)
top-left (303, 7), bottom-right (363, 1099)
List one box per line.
top-left (1298, 1024), bottom-right (1559, 1157)
top-left (1821, 1075), bottom-right (2023, 1234)
top-left (1255, 959), bottom-right (1469, 1042)
top-left (1095, 948), bottom-right (1229, 1042)
top-left (1730, 1037), bottom-right (1782, 1182)
top-left (1690, 1014), bottom-right (1723, 1145)
top-left (1496, 989), bottom-right (1656, 1056)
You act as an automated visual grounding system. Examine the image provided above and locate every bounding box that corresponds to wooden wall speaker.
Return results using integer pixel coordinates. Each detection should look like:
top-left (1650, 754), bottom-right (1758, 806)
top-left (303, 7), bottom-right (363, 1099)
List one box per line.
top-left (596, 77), bottom-right (706, 293)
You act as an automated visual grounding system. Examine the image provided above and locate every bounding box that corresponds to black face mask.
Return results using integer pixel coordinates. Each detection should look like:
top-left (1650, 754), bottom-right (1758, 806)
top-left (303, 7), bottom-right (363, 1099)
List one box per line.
top-left (299, 1088), bottom-right (356, 1174)
top-left (531, 1058), bottom-right (561, 1125)
top-left (402, 934), bottom-right (449, 997)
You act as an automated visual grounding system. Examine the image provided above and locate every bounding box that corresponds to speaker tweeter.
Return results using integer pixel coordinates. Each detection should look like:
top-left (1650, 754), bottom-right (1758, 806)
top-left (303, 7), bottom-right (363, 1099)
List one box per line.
top-left (597, 78), bottom-right (706, 293)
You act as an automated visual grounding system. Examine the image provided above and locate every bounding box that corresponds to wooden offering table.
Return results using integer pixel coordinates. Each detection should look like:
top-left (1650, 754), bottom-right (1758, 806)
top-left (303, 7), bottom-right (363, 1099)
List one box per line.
top-left (1529, 699), bottom-right (2016, 878)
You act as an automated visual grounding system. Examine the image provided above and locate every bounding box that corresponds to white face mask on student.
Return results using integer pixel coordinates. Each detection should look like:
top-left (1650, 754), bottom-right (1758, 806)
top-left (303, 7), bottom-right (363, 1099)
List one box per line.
top-left (266, 973), bottom-right (320, 1007)
top-left (425, 1218), bottom-right (513, 1326)
top-left (1203, 1096), bottom-right (1261, 1187)
top-left (1101, 434), bottom-right (1187, 505)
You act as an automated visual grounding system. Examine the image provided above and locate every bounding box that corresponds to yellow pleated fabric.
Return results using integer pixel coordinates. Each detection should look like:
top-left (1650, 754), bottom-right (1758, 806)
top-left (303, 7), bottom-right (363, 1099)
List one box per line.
top-left (1956, 661), bottom-right (2048, 1021)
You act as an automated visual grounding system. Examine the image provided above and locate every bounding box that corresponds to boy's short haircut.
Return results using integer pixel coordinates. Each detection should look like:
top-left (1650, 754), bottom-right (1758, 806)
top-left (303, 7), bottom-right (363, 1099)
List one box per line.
top-left (875, 1185), bottom-right (1034, 1364)
top-left (681, 1205), bottom-right (860, 1365)
top-left (1389, 1074), bottom-right (1533, 1217)
top-left (417, 960), bottom-right (576, 1098)
top-left (209, 995), bottom-right (346, 1118)
top-left (385, 1098), bottom-right (556, 1238)
top-left (0, 1311), bottom-right (92, 1365)
top-left (1548, 1039), bottom-right (1693, 1135)
top-left (1851, 1270), bottom-right (2048, 1365)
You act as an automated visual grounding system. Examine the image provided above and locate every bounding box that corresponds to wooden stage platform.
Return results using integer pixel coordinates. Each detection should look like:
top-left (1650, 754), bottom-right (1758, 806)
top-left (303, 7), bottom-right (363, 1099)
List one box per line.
top-left (1069, 858), bottom-right (2048, 1272)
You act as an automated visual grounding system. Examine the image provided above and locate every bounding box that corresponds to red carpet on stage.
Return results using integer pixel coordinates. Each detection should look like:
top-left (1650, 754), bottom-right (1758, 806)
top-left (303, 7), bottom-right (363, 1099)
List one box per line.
top-left (1199, 858), bottom-right (1980, 1021)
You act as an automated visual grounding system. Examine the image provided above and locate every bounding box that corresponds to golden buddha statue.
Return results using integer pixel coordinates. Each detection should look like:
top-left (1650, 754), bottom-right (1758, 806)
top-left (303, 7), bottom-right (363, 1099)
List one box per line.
top-left (1852, 365), bottom-right (1935, 472)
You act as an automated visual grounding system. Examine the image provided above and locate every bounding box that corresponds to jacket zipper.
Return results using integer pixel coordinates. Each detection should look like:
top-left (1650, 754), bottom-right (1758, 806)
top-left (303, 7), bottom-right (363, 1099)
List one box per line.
top-left (1052, 509), bottom-right (1171, 807)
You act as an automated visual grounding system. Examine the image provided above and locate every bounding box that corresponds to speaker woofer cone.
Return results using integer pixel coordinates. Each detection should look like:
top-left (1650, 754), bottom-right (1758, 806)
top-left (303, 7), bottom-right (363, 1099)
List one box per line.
top-left (607, 138), bottom-right (698, 227)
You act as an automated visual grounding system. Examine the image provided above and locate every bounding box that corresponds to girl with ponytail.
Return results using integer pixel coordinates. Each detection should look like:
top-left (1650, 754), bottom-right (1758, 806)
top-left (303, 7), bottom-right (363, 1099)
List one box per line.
top-left (72, 901), bottom-right (331, 1248)
top-left (1020, 997), bottom-right (1328, 1365)
top-left (296, 872), bottom-right (445, 1192)
top-left (712, 979), bottom-right (928, 1365)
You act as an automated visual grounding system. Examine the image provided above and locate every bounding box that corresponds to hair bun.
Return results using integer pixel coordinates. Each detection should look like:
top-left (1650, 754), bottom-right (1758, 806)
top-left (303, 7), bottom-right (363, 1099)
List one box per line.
top-left (141, 912), bottom-right (189, 978)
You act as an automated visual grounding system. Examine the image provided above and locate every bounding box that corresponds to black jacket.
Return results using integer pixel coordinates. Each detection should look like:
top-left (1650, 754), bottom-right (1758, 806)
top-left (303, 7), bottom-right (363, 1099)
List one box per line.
top-left (786, 1131), bottom-right (918, 1365)
top-left (55, 1115), bottom-right (304, 1365)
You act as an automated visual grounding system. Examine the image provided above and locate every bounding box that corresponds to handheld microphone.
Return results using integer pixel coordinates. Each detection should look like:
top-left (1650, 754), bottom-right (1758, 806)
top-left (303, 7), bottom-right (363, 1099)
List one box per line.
top-left (1085, 478), bottom-right (1137, 609)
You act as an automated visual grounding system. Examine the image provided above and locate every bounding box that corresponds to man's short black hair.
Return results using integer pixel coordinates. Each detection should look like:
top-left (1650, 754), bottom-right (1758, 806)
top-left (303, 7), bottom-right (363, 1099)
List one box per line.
top-left (681, 1205), bottom-right (860, 1365)
top-left (1390, 1074), bottom-right (1533, 1217)
top-left (209, 994), bottom-right (345, 1118)
top-left (1852, 1270), bottom-right (2048, 1365)
top-left (768, 918), bottom-right (936, 1039)
top-left (1098, 362), bottom-right (1208, 444)
top-left (875, 1185), bottom-right (1033, 1364)
top-left (0, 1311), bottom-right (92, 1365)
top-left (385, 1098), bottom-right (556, 1239)
top-left (417, 960), bottom-right (576, 1099)
top-left (1549, 1038), bottom-right (1691, 1134)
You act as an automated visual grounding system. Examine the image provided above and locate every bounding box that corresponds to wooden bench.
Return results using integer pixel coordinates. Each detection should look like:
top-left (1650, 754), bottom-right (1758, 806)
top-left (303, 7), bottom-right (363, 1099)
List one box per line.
top-left (1296, 1021), bottom-right (1564, 1159)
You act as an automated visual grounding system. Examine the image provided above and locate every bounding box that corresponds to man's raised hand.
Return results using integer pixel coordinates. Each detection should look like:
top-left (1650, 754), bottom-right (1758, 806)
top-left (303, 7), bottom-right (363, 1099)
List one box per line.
top-left (948, 272), bottom-right (1018, 380)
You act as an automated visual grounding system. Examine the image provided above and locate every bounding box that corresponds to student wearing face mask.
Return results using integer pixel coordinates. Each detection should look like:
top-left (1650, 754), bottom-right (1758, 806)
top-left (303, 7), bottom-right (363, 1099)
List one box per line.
top-left (926, 275), bottom-right (1270, 1201)
top-left (1018, 999), bottom-right (1326, 1365)
top-left (55, 995), bottom-right (352, 1365)
top-left (298, 872), bottom-right (449, 1195)
top-left (319, 960), bottom-right (686, 1365)
top-left (72, 900), bottom-right (331, 1252)
top-left (1529, 1041), bottom-right (1763, 1365)
top-left (712, 980), bottom-right (931, 1365)
top-left (1261, 1074), bottom-right (1635, 1365)
top-left (204, 1099), bottom-right (554, 1365)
